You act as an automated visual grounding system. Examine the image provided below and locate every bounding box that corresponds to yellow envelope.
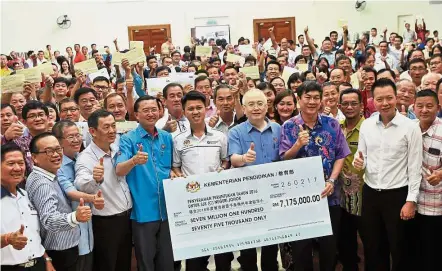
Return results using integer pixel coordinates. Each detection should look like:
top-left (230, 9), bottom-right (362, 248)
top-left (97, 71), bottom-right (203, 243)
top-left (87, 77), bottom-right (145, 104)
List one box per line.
top-left (74, 59), bottom-right (99, 74)
top-left (226, 53), bottom-right (244, 63)
top-left (282, 66), bottom-right (298, 84)
top-left (297, 64), bottom-right (308, 72)
top-left (238, 45), bottom-right (253, 55)
top-left (37, 62), bottom-right (53, 76)
top-left (145, 77), bottom-right (172, 96)
top-left (195, 46), bottom-right (212, 57)
top-left (130, 41), bottom-right (144, 50)
top-left (338, 19), bottom-right (348, 28)
top-left (16, 67), bottom-right (42, 83)
top-left (1, 74), bottom-right (25, 94)
top-left (262, 38), bottom-right (273, 51)
top-left (125, 48), bottom-right (146, 65)
top-left (116, 121), bottom-right (138, 134)
top-left (112, 51), bottom-right (123, 65)
top-left (239, 66), bottom-right (260, 79)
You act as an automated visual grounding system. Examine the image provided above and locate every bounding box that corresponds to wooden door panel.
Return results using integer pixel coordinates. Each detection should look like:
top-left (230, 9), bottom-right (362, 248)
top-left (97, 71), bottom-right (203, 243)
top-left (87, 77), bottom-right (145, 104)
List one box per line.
top-left (128, 24), bottom-right (171, 55)
top-left (253, 17), bottom-right (295, 44)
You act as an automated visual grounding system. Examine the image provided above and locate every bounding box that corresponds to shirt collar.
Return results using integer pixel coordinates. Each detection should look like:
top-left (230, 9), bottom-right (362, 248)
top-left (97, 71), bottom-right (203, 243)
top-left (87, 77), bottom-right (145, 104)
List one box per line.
top-left (1, 185), bottom-right (24, 198)
top-left (62, 154), bottom-right (76, 166)
top-left (188, 125), bottom-right (211, 138)
top-left (245, 118), bottom-right (273, 133)
top-left (422, 117), bottom-right (442, 137)
top-left (376, 110), bottom-right (403, 126)
top-left (296, 113), bottom-right (323, 128)
top-left (342, 116), bottom-right (365, 131)
top-left (33, 166), bottom-right (57, 182)
top-left (90, 140), bottom-right (117, 159)
top-left (137, 125), bottom-right (158, 139)
top-left (215, 113), bottom-right (236, 128)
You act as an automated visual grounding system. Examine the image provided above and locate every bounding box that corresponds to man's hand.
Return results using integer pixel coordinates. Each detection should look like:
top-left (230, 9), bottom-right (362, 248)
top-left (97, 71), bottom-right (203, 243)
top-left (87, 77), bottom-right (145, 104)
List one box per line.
top-left (93, 190), bottom-right (105, 210)
top-left (8, 225), bottom-right (28, 250)
top-left (23, 82), bottom-right (36, 99)
top-left (122, 58), bottom-right (131, 73)
top-left (427, 169), bottom-right (442, 186)
top-left (183, 84), bottom-right (194, 94)
top-left (93, 158), bottom-right (104, 183)
top-left (4, 123), bottom-right (24, 141)
top-left (44, 76), bottom-right (54, 88)
top-left (268, 26), bottom-right (274, 33)
top-left (76, 198), bottom-right (92, 222)
top-left (208, 110), bottom-right (220, 128)
top-left (383, 27), bottom-right (388, 33)
top-left (113, 38), bottom-right (118, 44)
top-left (171, 170), bottom-right (185, 179)
top-left (163, 115), bottom-right (177, 133)
top-left (132, 144), bottom-right (148, 165)
top-left (323, 100), bottom-right (332, 115)
top-left (400, 201), bottom-right (416, 220)
top-left (400, 105), bottom-right (407, 116)
top-left (304, 26), bottom-right (309, 34)
top-left (242, 143), bottom-right (256, 164)
top-left (237, 72), bottom-right (248, 91)
top-left (353, 151), bottom-right (364, 170)
top-left (321, 181), bottom-right (334, 198)
top-left (295, 125), bottom-right (309, 147)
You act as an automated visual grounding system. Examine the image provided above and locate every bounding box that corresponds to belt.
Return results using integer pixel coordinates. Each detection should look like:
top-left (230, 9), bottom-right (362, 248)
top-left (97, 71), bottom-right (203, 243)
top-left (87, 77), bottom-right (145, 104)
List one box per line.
top-left (19, 259), bottom-right (37, 268)
top-left (95, 209), bottom-right (132, 218)
top-left (365, 184), bottom-right (408, 192)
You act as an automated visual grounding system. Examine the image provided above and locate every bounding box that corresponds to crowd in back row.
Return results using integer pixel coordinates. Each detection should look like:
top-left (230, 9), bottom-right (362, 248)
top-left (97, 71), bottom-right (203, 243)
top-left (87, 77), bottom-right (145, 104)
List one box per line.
top-left (1, 19), bottom-right (442, 271)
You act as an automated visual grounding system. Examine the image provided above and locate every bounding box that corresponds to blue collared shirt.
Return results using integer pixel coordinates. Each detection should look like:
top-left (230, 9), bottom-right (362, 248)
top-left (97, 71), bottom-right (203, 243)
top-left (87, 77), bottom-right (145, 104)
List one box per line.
top-left (57, 154), bottom-right (94, 256)
top-left (115, 125), bottom-right (173, 223)
top-left (228, 119), bottom-right (281, 166)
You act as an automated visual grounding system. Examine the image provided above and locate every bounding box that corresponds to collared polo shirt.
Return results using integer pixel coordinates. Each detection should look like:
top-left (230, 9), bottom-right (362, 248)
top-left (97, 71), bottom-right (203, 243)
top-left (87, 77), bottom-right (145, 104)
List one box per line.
top-left (228, 119), bottom-right (281, 166)
top-left (173, 126), bottom-right (227, 176)
top-left (204, 113), bottom-right (236, 135)
top-left (1, 187), bottom-right (45, 265)
top-left (279, 114), bottom-right (351, 206)
top-left (116, 126), bottom-right (172, 223)
top-left (57, 154), bottom-right (94, 256)
top-left (340, 117), bottom-right (365, 216)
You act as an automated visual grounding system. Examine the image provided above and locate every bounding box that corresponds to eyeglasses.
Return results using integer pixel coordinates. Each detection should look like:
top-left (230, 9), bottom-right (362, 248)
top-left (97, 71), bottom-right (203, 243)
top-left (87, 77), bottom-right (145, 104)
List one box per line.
top-left (34, 147), bottom-right (63, 156)
top-left (26, 112), bottom-right (47, 120)
top-left (410, 67), bottom-right (426, 72)
top-left (429, 61), bottom-right (441, 66)
top-left (62, 134), bottom-right (82, 142)
top-left (246, 102), bottom-right (266, 109)
top-left (93, 85), bottom-right (109, 90)
top-left (141, 108), bottom-right (159, 114)
top-left (341, 102), bottom-right (360, 107)
top-left (61, 107), bottom-right (79, 113)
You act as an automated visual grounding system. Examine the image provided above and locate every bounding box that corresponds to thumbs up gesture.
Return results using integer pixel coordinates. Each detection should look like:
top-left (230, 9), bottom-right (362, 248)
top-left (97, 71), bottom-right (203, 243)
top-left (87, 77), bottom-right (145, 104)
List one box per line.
top-left (400, 105), bottom-right (407, 116)
top-left (163, 115), bottom-right (177, 133)
top-left (93, 189), bottom-right (105, 210)
top-left (296, 125), bottom-right (310, 147)
top-left (93, 157), bottom-right (105, 183)
top-left (209, 110), bottom-right (220, 128)
top-left (242, 142), bottom-right (256, 164)
top-left (353, 151), bottom-right (365, 170)
top-left (132, 144), bottom-right (148, 165)
top-left (76, 198), bottom-right (92, 222)
top-left (4, 122), bottom-right (24, 141)
top-left (8, 225), bottom-right (28, 250)
top-left (323, 101), bottom-right (331, 116)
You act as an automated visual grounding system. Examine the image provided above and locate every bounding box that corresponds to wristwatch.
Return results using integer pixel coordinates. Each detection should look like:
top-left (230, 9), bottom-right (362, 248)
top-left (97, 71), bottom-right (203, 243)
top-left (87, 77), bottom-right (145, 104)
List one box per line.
top-left (326, 179), bottom-right (335, 186)
top-left (45, 257), bottom-right (52, 262)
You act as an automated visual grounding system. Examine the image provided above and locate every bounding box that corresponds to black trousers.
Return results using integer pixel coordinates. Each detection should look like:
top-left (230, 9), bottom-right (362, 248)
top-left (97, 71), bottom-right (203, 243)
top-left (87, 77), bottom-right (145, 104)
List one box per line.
top-left (291, 205), bottom-right (341, 271)
top-left (338, 208), bottom-right (360, 271)
top-left (46, 246), bottom-right (78, 271)
top-left (360, 184), bottom-right (416, 271)
top-left (417, 213), bottom-right (442, 271)
top-left (2, 256), bottom-right (46, 271)
top-left (185, 252), bottom-right (234, 271)
top-left (237, 245), bottom-right (279, 271)
top-left (92, 211), bottom-right (132, 271)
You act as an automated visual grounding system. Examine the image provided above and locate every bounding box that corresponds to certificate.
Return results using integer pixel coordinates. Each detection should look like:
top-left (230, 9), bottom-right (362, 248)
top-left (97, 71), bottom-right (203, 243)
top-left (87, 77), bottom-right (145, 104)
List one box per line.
top-left (16, 67), bottom-right (42, 83)
top-left (226, 53), bottom-right (244, 63)
top-left (145, 77), bottom-right (172, 96)
top-left (1, 74), bottom-right (25, 94)
top-left (130, 41), bottom-right (144, 50)
top-left (37, 62), bottom-right (53, 76)
top-left (170, 73), bottom-right (195, 86)
top-left (112, 51), bottom-right (124, 65)
top-left (74, 59), bottom-right (98, 74)
top-left (164, 156), bottom-right (332, 260)
top-left (282, 66), bottom-right (299, 84)
top-left (297, 64), bottom-right (308, 72)
top-left (262, 38), bottom-right (273, 51)
top-left (89, 68), bottom-right (109, 81)
top-left (238, 45), bottom-right (253, 55)
top-left (195, 46), bottom-right (212, 57)
top-left (239, 66), bottom-right (260, 80)
top-left (116, 121), bottom-right (138, 134)
top-left (125, 48), bottom-right (146, 65)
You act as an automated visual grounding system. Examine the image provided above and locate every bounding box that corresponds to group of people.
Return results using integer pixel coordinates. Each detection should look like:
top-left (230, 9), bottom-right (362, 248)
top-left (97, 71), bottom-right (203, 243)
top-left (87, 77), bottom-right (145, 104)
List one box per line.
top-left (1, 17), bottom-right (442, 271)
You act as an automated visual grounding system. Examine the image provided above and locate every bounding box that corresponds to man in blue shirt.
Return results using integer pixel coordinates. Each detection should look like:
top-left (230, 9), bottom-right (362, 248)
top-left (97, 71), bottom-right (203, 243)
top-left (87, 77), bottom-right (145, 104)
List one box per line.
top-left (53, 120), bottom-right (105, 271)
top-left (116, 95), bottom-right (174, 271)
top-left (228, 89), bottom-right (281, 271)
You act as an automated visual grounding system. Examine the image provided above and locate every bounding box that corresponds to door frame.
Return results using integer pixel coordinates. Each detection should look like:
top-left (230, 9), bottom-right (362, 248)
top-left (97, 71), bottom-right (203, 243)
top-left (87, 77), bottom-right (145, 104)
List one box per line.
top-left (253, 17), bottom-right (296, 42)
top-left (127, 24), bottom-right (172, 42)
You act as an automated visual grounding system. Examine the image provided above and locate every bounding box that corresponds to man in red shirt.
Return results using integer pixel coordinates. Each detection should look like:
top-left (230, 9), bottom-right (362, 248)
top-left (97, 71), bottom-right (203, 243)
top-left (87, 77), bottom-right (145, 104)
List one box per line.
top-left (415, 18), bottom-right (426, 42)
top-left (73, 43), bottom-right (86, 64)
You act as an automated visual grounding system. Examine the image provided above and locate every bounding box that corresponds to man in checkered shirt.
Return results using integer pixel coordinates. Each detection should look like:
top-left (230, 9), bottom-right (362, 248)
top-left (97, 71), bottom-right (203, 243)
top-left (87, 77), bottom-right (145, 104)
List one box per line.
top-left (413, 89), bottom-right (442, 271)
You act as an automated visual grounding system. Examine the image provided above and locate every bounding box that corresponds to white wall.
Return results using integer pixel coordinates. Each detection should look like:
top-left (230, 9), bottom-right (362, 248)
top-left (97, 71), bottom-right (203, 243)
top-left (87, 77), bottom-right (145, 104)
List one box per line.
top-left (1, 1), bottom-right (441, 54)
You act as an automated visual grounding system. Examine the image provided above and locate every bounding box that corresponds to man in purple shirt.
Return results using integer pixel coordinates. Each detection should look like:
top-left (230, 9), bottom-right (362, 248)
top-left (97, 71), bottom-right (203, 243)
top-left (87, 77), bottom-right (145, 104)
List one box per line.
top-left (279, 81), bottom-right (350, 270)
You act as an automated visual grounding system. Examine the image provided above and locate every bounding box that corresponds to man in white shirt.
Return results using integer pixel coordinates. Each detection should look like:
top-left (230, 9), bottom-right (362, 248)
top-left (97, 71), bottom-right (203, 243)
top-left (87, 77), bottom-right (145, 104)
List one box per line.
top-left (374, 41), bottom-right (398, 71)
top-left (369, 28), bottom-right (383, 46)
top-left (389, 36), bottom-right (407, 66)
top-left (403, 23), bottom-right (416, 43)
top-left (353, 79), bottom-right (422, 271)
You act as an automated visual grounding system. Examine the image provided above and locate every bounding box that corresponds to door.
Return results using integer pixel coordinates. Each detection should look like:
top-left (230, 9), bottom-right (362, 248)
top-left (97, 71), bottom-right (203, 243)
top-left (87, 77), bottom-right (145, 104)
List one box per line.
top-left (253, 17), bottom-right (295, 44)
top-left (397, 15), bottom-right (414, 41)
top-left (128, 24), bottom-right (171, 55)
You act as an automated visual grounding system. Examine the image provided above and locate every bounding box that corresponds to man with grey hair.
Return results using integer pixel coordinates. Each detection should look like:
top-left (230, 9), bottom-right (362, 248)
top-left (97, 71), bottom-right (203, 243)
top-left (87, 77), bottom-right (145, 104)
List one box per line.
top-left (421, 72), bottom-right (442, 92)
top-left (396, 79), bottom-right (417, 119)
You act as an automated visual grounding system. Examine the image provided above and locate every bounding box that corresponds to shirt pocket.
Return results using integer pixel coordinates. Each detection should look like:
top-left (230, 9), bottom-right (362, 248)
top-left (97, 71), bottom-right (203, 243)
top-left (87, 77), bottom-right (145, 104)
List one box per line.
top-left (385, 140), bottom-right (407, 160)
top-left (157, 143), bottom-right (172, 169)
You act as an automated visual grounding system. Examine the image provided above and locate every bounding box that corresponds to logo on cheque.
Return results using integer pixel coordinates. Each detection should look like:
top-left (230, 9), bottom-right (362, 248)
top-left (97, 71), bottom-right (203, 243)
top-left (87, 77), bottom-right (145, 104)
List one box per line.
top-left (186, 181), bottom-right (201, 193)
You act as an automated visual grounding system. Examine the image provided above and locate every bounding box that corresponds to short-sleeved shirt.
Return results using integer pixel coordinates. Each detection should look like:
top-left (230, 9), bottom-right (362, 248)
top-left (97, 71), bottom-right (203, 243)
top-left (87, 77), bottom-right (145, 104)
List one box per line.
top-left (173, 126), bottom-right (227, 176)
top-left (228, 119), bottom-right (281, 166)
top-left (339, 117), bottom-right (365, 216)
top-left (279, 114), bottom-right (351, 206)
top-left (116, 126), bottom-right (172, 223)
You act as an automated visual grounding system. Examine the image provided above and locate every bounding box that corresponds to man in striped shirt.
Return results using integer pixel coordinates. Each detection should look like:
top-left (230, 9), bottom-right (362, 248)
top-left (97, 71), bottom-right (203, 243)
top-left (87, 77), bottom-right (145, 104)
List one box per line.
top-left (26, 132), bottom-right (92, 271)
top-left (413, 89), bottom-right (442, 271)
